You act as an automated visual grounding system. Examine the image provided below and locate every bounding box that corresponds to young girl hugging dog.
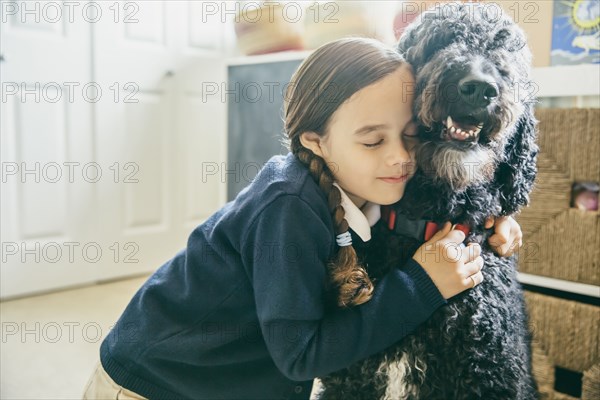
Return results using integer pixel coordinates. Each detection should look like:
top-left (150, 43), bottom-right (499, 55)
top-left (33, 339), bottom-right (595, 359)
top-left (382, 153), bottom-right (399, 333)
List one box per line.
top-left (83, 37), bottom-right (520, 400)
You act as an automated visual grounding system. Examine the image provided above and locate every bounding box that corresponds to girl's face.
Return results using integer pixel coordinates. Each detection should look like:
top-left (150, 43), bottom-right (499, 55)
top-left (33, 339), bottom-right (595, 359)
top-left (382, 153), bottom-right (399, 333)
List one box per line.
top-left (301, 64), bottom-right (417, 208)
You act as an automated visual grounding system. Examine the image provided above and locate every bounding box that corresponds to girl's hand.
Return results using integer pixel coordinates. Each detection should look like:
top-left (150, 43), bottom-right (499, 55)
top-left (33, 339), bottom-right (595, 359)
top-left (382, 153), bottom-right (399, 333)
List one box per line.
top-left (484, 216), bottom-right (523, 257)
top-left (413, 222), bottom-right (484, 300)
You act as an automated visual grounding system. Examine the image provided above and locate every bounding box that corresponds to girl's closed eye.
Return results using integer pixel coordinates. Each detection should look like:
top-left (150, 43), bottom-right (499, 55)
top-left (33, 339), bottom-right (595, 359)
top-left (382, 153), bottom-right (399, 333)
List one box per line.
top-left (363, 138), bottom-right (384, 148)
top-left (363, 126), bottom-right (416, 148)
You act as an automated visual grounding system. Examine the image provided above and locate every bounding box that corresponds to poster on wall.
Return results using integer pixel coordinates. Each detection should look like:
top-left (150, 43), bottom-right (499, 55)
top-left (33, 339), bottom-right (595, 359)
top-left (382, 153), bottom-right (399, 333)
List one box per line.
top-left (551, 0), bottom-right (600, 66)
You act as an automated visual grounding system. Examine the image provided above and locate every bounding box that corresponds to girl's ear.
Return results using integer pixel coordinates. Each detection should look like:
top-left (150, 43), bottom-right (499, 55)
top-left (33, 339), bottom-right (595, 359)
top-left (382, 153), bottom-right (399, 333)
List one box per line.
top-left (299, 131), bottom-right (325, 158)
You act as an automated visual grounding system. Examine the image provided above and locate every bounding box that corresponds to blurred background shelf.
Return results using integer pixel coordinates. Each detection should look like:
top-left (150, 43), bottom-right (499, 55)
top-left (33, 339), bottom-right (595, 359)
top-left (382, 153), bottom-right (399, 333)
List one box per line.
top-left (226, 51), bottom-right (600, 99)
top-left (532, 64), bottom-right (600, 98)
top-left (227, 50), bottom-right (313, 66)
top-left (518, 273), bottom-right (599, 298)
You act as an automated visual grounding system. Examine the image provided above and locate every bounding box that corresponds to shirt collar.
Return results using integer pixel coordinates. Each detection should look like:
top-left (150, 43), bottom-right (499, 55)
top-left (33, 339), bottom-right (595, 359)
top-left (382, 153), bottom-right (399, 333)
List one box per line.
top-left (333, 183), bottom-right (381, 242)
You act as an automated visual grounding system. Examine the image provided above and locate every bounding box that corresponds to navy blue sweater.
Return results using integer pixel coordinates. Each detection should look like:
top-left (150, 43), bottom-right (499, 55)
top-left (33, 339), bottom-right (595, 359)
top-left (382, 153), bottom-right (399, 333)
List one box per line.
top-left (100, 153), bottom-right (447, 400)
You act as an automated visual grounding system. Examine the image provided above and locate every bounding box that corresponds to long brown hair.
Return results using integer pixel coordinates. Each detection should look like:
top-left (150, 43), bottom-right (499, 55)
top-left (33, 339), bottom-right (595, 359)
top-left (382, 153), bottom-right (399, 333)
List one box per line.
top-left (283, 37), bottom-right (406, 307)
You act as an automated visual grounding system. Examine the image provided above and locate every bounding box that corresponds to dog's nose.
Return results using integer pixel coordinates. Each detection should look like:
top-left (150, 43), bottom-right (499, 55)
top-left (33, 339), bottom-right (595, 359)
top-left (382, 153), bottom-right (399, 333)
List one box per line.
top-left (459, 80), bottom-right (498, 107)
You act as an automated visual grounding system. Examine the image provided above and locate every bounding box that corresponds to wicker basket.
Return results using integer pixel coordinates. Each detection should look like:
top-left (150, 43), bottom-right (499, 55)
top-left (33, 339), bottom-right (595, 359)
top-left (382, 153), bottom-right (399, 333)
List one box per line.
top-left (517, 108), bottom-right (600, 285)
top-left (525, 291), bottom-right (600, 399)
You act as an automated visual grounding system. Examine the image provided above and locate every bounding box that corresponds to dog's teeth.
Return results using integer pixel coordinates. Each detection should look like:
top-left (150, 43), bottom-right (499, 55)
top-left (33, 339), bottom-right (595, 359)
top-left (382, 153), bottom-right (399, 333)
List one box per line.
top-left (450, 126), bottom-right (456, 133)
top-left (469, 130), bottom-right (474, 136)
top-left (447, 116), bottom-right (453, 128)
top-left (456, 128), bottom-right (462, 135)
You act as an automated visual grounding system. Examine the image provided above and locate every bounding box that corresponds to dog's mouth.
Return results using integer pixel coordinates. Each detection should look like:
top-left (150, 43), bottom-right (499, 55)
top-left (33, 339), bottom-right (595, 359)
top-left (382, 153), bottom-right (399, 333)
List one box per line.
top-left (441, 115), bottom-right (484, 143)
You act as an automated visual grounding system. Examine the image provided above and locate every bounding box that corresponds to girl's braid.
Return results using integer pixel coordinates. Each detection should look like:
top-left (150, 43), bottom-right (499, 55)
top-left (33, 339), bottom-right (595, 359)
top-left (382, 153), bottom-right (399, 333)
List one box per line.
top-left (293, 142), bottom-right (374, 307)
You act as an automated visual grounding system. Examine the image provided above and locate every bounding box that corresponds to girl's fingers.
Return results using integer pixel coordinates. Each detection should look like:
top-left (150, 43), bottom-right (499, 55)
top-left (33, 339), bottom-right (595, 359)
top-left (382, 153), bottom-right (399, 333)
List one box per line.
top-left (442, 226), bottom-right (466, 244)
top-left (464, 255), bottom-right (484, 277)
top-left (489, 217), bottom-right (511, 247)
top-left (503, 234), bottom-right (523, 257)
top-left (465, 271), bottom-right (484, 288)
top-left (462, 242), bottom-right (481, 263)
top-left (484, 216), bottom-right (495, 229)
top-left (426, 222), bottom-right (452, 244)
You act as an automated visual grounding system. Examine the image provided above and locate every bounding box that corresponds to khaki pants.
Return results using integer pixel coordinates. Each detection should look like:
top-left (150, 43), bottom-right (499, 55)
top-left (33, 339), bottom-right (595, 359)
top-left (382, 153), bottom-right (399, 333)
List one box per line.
top-left (82, 362), bottom-right (147, 400)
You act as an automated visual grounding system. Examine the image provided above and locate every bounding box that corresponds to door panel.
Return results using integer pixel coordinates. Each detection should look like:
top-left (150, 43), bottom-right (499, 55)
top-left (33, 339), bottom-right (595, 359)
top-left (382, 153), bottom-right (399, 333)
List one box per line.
top-left (1, 0), bottom-right (227, 297)
top-left (1, 0), bottom-right (94, 298)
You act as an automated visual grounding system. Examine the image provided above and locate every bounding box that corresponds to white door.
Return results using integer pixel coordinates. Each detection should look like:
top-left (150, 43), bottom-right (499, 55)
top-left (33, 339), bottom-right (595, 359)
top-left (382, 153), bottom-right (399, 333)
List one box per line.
top-left (1, 0), bottom-right (96, 298)
top-left (93, 0), bottom-right (227, 281)
top-left (1, 0), bottom-right (228, 297)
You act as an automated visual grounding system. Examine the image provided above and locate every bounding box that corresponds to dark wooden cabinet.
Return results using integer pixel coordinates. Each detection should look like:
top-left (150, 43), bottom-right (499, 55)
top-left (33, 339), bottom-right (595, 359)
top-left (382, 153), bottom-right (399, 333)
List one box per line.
top-left (227, 59), bottom-right (303, 201)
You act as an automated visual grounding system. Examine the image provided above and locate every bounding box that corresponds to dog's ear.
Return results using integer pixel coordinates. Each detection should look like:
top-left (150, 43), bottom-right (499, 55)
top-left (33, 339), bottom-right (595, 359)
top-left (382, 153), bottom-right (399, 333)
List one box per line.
top-left (397, 20), bottom-right (421, 60)
top-left (495, 104), bottom-right (539, 214)
top-left (397, 12), bottom-right (440, 65)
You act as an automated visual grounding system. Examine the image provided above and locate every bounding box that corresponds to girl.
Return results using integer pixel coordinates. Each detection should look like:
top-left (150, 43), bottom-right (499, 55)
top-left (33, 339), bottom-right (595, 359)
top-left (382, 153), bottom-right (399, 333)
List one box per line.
top-left (83, 38), bottom-right (520, 400)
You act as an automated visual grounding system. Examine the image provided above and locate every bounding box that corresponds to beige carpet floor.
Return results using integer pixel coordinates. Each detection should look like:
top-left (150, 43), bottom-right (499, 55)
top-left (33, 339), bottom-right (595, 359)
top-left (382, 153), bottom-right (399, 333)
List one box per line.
top-left (1, 276), bottom-right (149, 400)
top-left (1, 276), bottom-right (322, 399)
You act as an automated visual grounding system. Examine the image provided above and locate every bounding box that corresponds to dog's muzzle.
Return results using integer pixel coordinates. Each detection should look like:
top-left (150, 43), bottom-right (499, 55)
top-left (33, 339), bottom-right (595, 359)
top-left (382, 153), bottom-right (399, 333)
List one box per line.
top-left (442, 115), bottom-right (484, 142)
top-left (438, 75), bottom-right (499, 145)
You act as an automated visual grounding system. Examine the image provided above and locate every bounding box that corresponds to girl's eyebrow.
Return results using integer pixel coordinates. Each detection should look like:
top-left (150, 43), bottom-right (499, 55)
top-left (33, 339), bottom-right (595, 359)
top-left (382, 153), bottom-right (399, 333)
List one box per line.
top-left (354, 124), bottom-right (390, 136)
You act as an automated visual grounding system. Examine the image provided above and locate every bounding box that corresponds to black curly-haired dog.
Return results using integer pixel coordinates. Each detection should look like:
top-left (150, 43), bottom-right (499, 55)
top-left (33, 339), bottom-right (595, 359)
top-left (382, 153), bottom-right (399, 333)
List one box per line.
top-left (316, 3), bottom-right (539, 399)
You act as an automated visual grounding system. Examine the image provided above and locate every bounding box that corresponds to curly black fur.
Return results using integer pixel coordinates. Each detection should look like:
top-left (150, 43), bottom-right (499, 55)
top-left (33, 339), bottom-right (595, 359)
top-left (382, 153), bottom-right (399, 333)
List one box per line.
top-left (317, 3), bottom-right (539, 399)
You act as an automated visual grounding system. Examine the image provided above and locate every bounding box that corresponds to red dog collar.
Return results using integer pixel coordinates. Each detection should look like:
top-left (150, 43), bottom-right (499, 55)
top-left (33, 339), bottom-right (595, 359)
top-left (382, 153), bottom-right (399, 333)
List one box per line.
top-left (381, 205), bottom-right (470, 242)
top-left (423, 221), bottom-right (471, 241)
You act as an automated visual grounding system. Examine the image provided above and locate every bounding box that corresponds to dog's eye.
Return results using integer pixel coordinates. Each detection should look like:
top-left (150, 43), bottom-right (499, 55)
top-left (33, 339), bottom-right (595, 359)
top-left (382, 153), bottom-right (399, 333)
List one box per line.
top-left (490, 29), bottom-right (526, 52)
top-left (489, 29), bottom-right (510, 50)
top-left (498, 68), bottom-right (510, 79)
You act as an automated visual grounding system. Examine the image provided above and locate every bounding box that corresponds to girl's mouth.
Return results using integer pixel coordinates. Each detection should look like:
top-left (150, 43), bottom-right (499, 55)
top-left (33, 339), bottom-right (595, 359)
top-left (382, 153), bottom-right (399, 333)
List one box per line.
top-left (378, 174), bottom-right (409, 184)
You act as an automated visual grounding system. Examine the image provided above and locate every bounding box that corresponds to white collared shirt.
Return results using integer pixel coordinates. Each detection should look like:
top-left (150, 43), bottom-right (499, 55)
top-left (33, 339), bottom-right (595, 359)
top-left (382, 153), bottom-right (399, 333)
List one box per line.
top-left (333, 183), bottom-right (381, 242)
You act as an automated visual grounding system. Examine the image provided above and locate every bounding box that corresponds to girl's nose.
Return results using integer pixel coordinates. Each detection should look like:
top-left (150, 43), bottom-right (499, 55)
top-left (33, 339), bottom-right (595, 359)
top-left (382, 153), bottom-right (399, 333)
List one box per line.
top-left (386, 139), bottom-right (412, 167)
